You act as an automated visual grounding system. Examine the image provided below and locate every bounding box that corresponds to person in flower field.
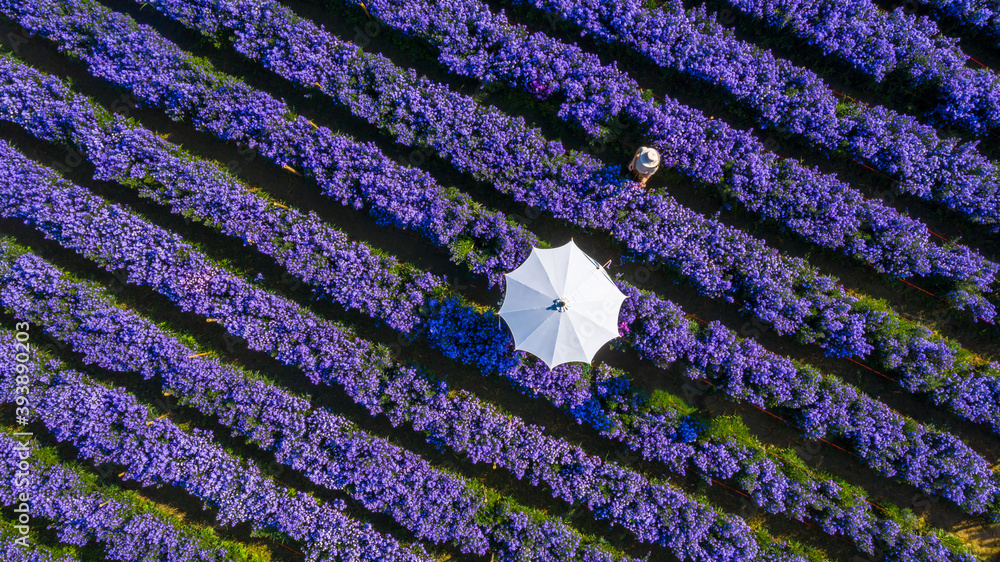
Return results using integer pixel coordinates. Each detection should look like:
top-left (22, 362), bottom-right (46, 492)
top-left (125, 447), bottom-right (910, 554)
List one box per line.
top-left (628, 146), bottom-right (660, 186)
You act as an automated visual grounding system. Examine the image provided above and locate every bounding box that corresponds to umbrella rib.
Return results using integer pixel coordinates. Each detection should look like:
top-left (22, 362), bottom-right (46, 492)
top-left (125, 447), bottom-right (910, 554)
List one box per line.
top-left (515, 311), bottom-right (561, 352)
top-left (500, 277), bottom-right (556, 313)
top-left (555, 312), bottom-right (585, 365)
top-left (566, 264), bottom-right (616, 303)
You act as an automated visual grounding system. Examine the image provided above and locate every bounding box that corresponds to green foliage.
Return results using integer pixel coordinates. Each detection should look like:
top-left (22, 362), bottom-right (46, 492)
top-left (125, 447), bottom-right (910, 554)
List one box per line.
top-left (643, 387), bottom-right (697, 417)
top-left (705, 414), bottom-right (755, 443)
top-left (451, 237), bottom-right (476, 259)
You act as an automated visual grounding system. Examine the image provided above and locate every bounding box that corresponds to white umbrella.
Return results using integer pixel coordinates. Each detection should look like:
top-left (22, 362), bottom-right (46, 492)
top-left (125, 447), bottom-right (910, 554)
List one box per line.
top-left (499, 240), bottom-right (627, 368)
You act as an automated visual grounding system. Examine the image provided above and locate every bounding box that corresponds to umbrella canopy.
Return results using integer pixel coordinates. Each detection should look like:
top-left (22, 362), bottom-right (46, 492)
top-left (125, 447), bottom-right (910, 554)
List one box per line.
top-left (499, 240), bottom-right (627, 368)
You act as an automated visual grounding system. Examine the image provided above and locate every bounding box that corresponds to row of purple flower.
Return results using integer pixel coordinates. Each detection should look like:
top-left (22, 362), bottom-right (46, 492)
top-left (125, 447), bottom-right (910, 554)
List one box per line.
top-left (719, 0), bottom-right (1000, 135)
top-left (0, 514), bottom-right (78, 562)
top-left (0, 129), bottom-right (789, 560)
top-left (507, 0), bottom-right (1000, 232)
top-left (310, 0), bottom-right (1000, 307)
top-left (0, 427), bottom-right (243, 561)
top-left (909, 0), bottom-right (1000, 46)
top-left (0, 238), bottom-right (638, 560)
top-left (0, 330), bottom-right (427, 562)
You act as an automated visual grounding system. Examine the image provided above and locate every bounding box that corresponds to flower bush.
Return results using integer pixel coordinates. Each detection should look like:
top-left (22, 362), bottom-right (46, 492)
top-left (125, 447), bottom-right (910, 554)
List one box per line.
top-left (909, 0), bottom-right (1000, 46)
top-left (721, 0), bottom-right (1000, 134)
top-left (0, 333), bottom-right (428, 562)
top-left (3, 50), bottom-right (993, 538)
top-left (0, 135), bottom-right (791, 561)
top-left (0, 236), bottom-right (645, 561)
top-left (508, 0), bottom-right (1000, 232)
top-left (0, 429), bottom-right (245, 562)
top-left (1, 12), bottom-right (995, 524)
top-left (19, 0), bottom-right (996, 437)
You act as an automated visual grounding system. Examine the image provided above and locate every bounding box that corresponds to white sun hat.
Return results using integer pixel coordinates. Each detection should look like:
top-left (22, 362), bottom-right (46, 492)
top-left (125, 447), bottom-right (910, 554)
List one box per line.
top-left (635, 147), bottom-right (660, 175)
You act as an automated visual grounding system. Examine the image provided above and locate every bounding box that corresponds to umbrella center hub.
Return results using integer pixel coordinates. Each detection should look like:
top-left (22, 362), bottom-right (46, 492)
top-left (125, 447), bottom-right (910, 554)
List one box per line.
top-left (556, 298), bottom-right (569, 311)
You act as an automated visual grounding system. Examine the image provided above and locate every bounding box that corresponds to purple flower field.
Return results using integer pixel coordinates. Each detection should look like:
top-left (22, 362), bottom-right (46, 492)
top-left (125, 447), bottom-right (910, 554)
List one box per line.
top-left (0, 0), bottom-right (998, 560)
